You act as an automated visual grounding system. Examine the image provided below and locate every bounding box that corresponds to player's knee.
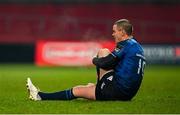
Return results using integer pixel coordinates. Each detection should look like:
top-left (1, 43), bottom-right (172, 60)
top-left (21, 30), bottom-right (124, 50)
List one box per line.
top-left (98, 48), bottom-right (111, 57)
top-left (72, 84), bottom-right (96, 100)
top-left (87, 83), bottom-right (95, 87)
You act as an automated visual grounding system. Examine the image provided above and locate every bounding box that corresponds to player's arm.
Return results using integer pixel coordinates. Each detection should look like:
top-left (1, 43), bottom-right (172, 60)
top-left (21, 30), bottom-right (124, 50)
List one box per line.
top-left (92, 53), bottom-right (118, 70)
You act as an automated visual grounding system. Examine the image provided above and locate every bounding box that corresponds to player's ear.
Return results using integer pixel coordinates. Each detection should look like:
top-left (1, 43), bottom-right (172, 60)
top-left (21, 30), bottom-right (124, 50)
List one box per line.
top-left (122, 29), bottom-right (126, 36)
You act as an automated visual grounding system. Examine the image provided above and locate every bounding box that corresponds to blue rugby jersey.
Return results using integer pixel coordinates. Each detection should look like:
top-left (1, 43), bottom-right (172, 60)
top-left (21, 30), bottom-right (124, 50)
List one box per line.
top-left (111, 38), bottom-right (146, 97)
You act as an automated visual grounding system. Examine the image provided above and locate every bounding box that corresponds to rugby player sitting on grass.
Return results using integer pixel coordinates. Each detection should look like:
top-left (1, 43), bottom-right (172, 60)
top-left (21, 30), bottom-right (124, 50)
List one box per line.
top-left (26, 19), bottom-right (146, 101)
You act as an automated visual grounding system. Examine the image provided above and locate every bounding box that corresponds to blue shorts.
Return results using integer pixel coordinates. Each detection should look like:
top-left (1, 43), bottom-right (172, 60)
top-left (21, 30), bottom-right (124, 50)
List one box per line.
top-left (95, 71), bottom-right (132, 101)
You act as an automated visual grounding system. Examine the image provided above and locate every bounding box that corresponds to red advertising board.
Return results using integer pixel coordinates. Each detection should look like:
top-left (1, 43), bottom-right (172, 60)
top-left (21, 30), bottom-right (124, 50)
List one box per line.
top-left (35, 40), bottom-right (115, 66)
top-left (175, 47), bottom-right (180, 57)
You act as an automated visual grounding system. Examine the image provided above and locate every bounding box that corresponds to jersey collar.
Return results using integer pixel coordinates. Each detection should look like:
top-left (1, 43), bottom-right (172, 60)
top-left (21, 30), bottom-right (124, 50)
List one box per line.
top-left (116, 36), bottom-right (133, 48)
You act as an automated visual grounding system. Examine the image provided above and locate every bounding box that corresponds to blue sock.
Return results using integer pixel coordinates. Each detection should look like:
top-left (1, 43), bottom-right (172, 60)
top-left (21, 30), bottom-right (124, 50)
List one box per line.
top-left (38, 88), bottom-right (77, 100)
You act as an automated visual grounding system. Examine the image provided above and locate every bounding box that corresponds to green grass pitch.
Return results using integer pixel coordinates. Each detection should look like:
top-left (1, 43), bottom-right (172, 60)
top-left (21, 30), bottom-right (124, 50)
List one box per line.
top-left (0, 64), bottom-right (180, 114)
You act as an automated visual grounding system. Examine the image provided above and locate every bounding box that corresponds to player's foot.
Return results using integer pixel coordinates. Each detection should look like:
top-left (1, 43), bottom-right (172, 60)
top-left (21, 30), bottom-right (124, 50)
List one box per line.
top-left (26, 77), bottom-right (41, 101)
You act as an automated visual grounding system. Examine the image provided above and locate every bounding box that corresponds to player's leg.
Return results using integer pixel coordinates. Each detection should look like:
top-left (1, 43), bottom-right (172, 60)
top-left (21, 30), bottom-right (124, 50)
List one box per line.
top-left (72, 83), bottom-right (96, 100)
top-left (78, 48), bottom-right (113, 100)
top-left (97, 48), bottom-right (113, 80)
top-left (38, 83), bottom-right (96, 100)
top-left (27, 77), bottom-right (96, 100)
top-left (27, 77), bottom-right (75, 101)
top-left (94, 49), bottom-right (116, 100)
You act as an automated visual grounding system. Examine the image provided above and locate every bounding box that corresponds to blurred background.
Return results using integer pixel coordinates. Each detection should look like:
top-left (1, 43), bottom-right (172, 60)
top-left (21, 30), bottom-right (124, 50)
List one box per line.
top-left (0, 0), bottom-right (179, 65)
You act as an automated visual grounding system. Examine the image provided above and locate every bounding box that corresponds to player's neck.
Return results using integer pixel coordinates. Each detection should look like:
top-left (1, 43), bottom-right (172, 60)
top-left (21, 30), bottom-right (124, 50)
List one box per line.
top-left (124, 35), bottom-right (133, 40)
top-left (119, 35), bottom-right (132, 42)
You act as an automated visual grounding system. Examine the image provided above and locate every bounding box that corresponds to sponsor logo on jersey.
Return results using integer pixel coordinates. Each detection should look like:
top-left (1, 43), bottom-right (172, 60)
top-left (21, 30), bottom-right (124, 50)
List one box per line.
top-left (107, 75), bottom-right (113, 81)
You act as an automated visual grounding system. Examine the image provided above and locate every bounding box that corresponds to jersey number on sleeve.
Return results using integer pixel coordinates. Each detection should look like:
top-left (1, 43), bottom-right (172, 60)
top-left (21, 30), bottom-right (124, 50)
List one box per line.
top-left (137, 58), bottom-right (146, 75)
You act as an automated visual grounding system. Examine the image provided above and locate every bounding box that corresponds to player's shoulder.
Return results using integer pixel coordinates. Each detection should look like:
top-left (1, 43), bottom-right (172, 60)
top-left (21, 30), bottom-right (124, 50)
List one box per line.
top-left (128, 38), bottom-right (144, 53)
top-left (128, 38), bottom-right (138, 45)
top-left (127, 38), bottom-right (140, 48)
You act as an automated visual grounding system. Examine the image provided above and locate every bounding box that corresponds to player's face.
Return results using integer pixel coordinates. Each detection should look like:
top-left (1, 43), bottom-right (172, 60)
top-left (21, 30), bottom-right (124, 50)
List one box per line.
top-left (112, 25), bottom-right (124, 43)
